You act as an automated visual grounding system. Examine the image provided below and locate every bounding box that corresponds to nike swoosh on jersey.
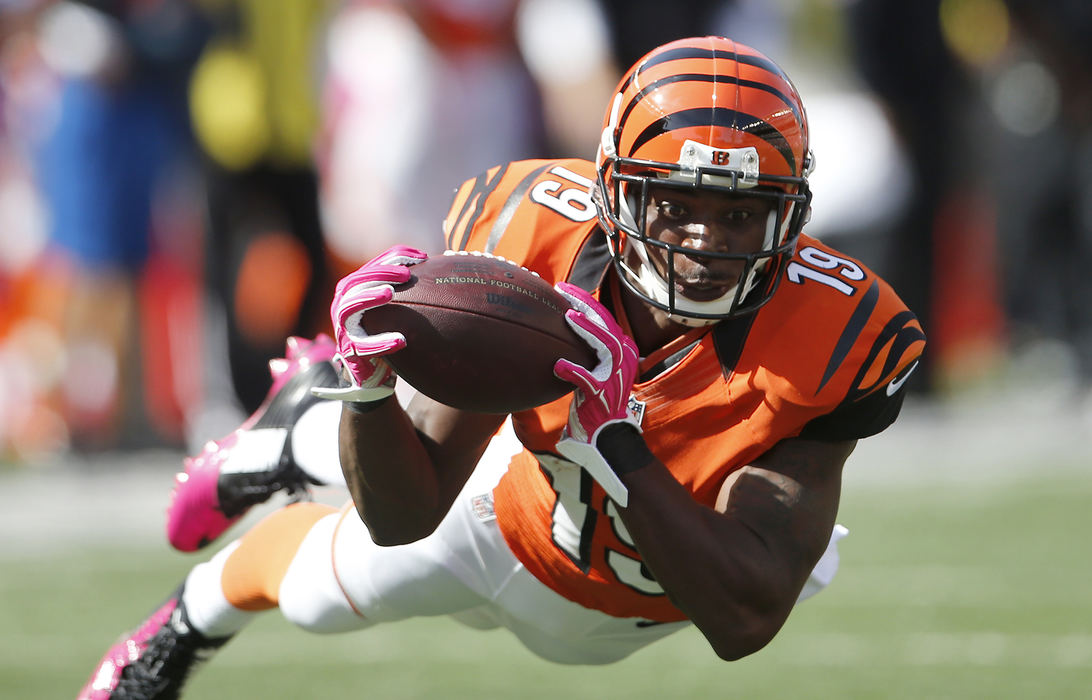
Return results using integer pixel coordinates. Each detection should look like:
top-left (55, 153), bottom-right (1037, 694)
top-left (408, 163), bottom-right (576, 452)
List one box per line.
top-left (886, 361), bottom-right (919, 396)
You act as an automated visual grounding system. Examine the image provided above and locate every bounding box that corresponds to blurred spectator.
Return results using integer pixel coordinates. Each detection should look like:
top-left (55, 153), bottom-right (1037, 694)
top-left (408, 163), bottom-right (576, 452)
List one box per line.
top-left (597, 0), bottom-right (738, 69)
top-left (190, 0), bottom-right (558, 444)
top-left (988, 1), bottom-right (1092, 392)
top-left (515, 0), bottom-right (748, 159)
top-left (844, 0), bottom-right (1007, 395)
top-left (1, 0), bottom-right (208, 458)
top-left (844, 0), bottom-right (955, 395)
top-left (317, 0), bottom-right (548, 267)
top-left (187, 0), bottom-right (339, 429)
top-left (843, 0), bottom-right (1092, 397)
top-left (1, 3), bottom-right (60, 462)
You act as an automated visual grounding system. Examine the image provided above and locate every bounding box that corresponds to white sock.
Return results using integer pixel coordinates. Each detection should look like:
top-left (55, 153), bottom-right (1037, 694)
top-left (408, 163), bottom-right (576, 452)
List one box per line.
top-left (181, 542), bottom-right (256, 638)
top-left (291, 401), bottom-right (345, 487)
top-left (290, 385), bottom-right (419, 488)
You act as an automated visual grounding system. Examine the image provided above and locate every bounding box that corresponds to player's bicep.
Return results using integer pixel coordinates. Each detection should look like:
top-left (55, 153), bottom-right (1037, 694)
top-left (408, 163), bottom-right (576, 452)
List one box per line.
top-left (406, 393), bottom-right (507, 500)
top-left (715, 437), bottom-right (855, 586)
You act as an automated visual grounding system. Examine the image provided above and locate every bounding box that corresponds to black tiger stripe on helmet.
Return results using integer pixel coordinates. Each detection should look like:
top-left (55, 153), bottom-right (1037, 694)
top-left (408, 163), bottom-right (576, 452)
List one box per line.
top-left (628, 107), bottom-right (797, 175)
top-left (610, 38), bottom-right (807, 177)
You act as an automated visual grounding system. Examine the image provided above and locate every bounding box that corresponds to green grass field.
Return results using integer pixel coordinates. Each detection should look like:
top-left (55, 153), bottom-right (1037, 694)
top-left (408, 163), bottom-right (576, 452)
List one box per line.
top-left (3, 461), bottom-right (1090, 699)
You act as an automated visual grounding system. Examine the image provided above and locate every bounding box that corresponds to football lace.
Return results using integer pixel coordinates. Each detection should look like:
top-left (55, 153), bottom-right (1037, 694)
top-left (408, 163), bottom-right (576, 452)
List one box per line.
top-left (440, 250), bottom-right (541, 278)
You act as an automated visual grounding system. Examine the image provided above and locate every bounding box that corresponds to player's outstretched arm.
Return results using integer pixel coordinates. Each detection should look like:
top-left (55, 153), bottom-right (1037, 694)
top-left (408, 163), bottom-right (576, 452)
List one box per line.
top-left (552, 282), bottom-right (854, 661)
top-left (338, 393), bottom-right (504, 545)
top-left (609, 429), bottom-right (854, 661)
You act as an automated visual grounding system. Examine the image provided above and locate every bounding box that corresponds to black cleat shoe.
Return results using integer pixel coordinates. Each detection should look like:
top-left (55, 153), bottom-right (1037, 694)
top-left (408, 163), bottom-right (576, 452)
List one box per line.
top-left (166, 334), bottom-right (338, 551)
top-left (77, 588), bottom-right (230, 699)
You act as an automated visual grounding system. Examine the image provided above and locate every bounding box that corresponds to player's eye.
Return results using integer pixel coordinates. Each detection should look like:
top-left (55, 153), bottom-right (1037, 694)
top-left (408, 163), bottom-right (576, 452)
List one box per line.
top-left (657, 200), bottom-right (687, 221)
top-left (723, 209), bottom-right (752, 224)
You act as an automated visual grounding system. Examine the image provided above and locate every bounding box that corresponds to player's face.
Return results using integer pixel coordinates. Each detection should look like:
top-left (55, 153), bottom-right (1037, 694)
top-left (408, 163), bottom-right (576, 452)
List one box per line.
top-left (640, 185), bottom-right (774, 303)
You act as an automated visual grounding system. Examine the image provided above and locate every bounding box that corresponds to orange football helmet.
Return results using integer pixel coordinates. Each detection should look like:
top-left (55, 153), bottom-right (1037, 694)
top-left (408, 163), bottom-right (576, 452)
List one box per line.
top-left (594, 36), bottom-right (813, 324)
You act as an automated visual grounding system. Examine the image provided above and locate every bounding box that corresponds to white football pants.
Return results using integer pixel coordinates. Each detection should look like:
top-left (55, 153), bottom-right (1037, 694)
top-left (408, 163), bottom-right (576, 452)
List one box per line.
top-left (269, 410), bottom-right (847, 665)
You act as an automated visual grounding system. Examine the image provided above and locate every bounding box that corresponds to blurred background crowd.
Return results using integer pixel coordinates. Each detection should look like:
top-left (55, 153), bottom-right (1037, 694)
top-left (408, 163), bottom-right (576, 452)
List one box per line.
top-left (0, 0), bottom-right (1089, 463)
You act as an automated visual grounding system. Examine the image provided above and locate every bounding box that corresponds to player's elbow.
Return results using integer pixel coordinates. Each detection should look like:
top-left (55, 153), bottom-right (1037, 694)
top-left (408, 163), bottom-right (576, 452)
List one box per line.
top-left (365, 521), bottom-right (438, 547)
top-left (705, 617), bottom-right (781, 661)
top-left (356, 503), bottom-right (442, 546)
top-left (696, 587), bottom-right (792, 661)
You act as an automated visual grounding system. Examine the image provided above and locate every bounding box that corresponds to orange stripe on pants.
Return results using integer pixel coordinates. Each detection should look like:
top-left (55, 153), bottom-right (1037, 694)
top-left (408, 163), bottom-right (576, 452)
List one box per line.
top-left (221, 502), bottom-right (338, 611)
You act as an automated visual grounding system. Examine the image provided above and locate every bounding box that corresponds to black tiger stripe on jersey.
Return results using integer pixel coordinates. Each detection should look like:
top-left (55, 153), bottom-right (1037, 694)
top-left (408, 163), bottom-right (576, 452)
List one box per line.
top-left (448, 164), bottom-right (509, 251)
top-left (712, 312), bottom-right (758, 378)
top-left (484, 162), bottom-right (554, 254)
top-left (797, 377), bottom-right (908, 441)
top-left (640, 339), bottom-right (702, 383)
top-left (845, 311), bottom-right (926, 402)
top-left (624, 46), bottom-right (790, 93)
top-left (628, 107), bottom-right (797, 173)
top-left (817, 280), bottom-right (879, 394)
top-left (567, 230), bottom-right (612, 293)
top-left (620, 73), bottom-right (803, 130)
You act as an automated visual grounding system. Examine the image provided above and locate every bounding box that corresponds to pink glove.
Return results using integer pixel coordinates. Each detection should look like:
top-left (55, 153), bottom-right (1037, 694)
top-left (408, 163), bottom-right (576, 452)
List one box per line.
top-left (312, 245), bottom-right (428, 403)
top-left (553, 282), bottom-right (640, 506)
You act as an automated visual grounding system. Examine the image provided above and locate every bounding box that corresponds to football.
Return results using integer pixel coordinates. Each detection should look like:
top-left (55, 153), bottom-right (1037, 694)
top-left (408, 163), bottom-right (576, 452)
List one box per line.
top-left (361, 251), bottom-right (597, 413)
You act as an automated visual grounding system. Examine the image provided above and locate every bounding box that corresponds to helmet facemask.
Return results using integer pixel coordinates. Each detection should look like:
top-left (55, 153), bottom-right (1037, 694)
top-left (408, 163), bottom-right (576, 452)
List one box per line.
top-left (591, 36), bottom-right (814, 326)
top-left (595, 147), bottom-right (812, 326)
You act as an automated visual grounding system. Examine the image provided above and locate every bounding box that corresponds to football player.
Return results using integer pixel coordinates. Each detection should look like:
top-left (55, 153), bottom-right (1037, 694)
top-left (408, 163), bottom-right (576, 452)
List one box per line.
top-left (78, 36), bottom-right (924, 698)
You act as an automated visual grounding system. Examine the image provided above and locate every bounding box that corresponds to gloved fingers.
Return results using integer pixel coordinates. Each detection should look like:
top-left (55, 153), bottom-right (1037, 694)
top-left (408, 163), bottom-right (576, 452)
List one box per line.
top-left (311, 383), bottom-right (395, 402)
top-left (564, 308), bottom-right (627, 357)
top-left (553, 357), bottom-right (596, 393)
top-left (343, 328), bottom-right (407, 357)
top-left (562, 309), bottom-right (609, 367)
top-left (334, 264), bottom-right (413, 298)
top-left (332, 245), bottom-right (427, 331)
top-left (333, 244), bottom-right (426, 299)
top-left (563, 308), bottom-right (635, 383)
top-left (335, 283), bottom-right (395, 322)
top-left (312, 354), bottom-right (397, 401)
top-left (555, 282), bottom-right (622, 335)
top-left (335, 282), bottom-right (407, 358)
top-left (368, 244), bottom-right (429, 268)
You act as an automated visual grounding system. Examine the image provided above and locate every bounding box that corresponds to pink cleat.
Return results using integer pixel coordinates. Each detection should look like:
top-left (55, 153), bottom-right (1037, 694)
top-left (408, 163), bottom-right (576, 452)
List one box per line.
top-left (166, 334), bottom-right (339, 552)
top-left (77, 588), bottom-right (229, 699)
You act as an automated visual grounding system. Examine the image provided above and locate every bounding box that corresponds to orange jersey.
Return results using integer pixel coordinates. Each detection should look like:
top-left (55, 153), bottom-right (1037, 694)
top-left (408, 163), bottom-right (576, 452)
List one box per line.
top-left (443, 158), bottom-right (925, 622)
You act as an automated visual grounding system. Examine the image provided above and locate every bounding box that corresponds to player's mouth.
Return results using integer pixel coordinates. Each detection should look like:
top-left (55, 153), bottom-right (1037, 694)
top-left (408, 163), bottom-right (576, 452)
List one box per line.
top-left (675, 275), bottom-right (736, 301)
top-left (652, 252), bottom-right (743, 301)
